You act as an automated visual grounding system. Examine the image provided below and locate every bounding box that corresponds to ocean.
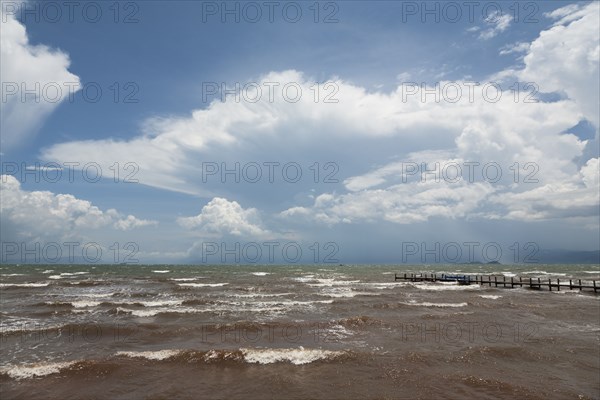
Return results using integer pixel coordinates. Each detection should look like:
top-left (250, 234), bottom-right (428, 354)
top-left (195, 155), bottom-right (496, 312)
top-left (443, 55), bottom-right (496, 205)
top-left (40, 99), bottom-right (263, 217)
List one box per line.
top-left (1, 264), bottom-right (599, 399)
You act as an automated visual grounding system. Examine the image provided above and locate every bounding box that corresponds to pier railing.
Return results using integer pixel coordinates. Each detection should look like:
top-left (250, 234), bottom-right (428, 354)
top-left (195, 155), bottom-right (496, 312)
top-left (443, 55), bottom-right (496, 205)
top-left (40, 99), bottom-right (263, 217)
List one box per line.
top-left (394, 273), bottom-right (598, 293)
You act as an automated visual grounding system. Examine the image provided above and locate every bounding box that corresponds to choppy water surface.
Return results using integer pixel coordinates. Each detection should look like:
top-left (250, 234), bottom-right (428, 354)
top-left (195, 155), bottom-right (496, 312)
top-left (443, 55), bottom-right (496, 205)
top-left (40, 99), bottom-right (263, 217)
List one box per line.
top-left (1, 264), bottom-right (599, 399)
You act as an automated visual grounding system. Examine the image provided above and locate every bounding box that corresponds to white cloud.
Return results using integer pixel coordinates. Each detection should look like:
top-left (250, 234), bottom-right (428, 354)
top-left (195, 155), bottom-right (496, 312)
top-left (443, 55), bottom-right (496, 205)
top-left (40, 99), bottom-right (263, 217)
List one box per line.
top-left (520, 1), bottom-right (600, 127)
top-left (499, 42), bottom-right (530, 56)
top-left (281, 180), bottom-right (496, 225)
top-left (0, 5), bottom-right (81, 150)
top-left (478, 11), bottom-right (513, 40)
top-left (114, 215), bottom-right (158, 231)
top-left (40, 3), bottom-right (599, 230)
top-left (486, 158), bottom-right (599, 221)
top-left (0, 175), bottom-right (156, 242)
top-left (178, 197), bottom-right (270, 238)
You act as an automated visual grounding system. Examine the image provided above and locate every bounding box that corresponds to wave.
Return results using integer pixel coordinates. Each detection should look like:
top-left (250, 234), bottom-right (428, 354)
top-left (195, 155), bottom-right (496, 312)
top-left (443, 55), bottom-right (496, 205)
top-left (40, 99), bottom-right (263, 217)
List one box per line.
top-left (170, 277), bottom-right (204, 281)
top-left (116, 347), bottom-right (350, 365)
top-left (413, 283), bottom-right (480, 291)
top-left (116, 350), bottom-right (180, 360)
top-left (1, 273), bottom-right (26, 276)
top-left (117, 346), bottom-right (349, 365)
top-left (308, 279), bottom-right (361, 287)
top-left (251, 272), bottom-right (270, 276)
top-left (478, 295), bottom-right (502, 299)
top-left (178, 283), bottom-right (228, 288)
top-left (242, 347), bottom-right (348, 365)
top-left (0, 361), bottom-right (80, 380)
top-left (115, 306), bottom-right (206, 317)
top-left (403, 301), bottom-right (468, 308)
top-left (227, 293), bottom-right (293, 298)
top-left (0, 283), bottom-right (49, 288)
top-left (152, 270), bottom-right (170, 273)
top-left (522, 271), bottom-right (568, 276)
top-left (336, 315), bottom-right (385, 328)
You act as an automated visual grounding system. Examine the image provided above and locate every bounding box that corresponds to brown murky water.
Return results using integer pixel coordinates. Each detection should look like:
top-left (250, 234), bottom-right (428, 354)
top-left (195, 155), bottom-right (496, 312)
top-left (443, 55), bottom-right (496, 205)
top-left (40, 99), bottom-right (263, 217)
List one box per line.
top-left (1, 264), bottom-right (599, 399)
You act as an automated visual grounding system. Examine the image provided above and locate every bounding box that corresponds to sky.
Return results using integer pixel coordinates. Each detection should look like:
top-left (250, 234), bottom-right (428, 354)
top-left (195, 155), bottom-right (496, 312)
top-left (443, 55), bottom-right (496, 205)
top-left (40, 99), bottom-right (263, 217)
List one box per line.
top-left (0, 0), bottom-right (599, 264)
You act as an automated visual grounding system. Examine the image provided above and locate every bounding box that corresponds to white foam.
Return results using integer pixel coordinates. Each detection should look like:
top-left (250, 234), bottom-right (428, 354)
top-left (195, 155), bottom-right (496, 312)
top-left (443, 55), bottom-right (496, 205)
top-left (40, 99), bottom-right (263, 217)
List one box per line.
top-left (152, 270), bottom-right (170, 273)
top-left (404, 301), bottom-right (468, 308)
top-left (229, 293), bottom-right (293, 298)
top-left (251, 272), bottom-right (270, 276)
top-left (117, 350), bottom-right (180, 360)
top-left (0, 361), bottom-right (79, 380)
top-left (522, 271), bottom-right (567, 276)
top-left (2, 273), bottom-right (25, 276)
top-left (60, 272), bottom-right (88, 276)
top-left (414, 283), bottom-right (479, 291)
top-left (178, 283), bottom-right (228, 287)
top-left (293, 276), bottom-right (315, 282)
top-left (116, 307), bottom-right (202, 317)
top-left (321, 324), bottom-right (354, 339)
top-left (41, 270), bottom-right (54, 274)
top-left (71, 300), bottom-right (102, 308)
top-left (308, 279), bottom-right (360, 287)
top-left (241, 347), bottom-right (346, 365)
top-left (137, 300), bottom-right (183, 307)
top-left (48, 275), bottom-right (63, 279)
top-left (582, 271), bottom-right (600, 274)
top-left (318, 287), bottom-right (378, 298)
top-left (320, 291), bottom-right (375, 298)
top-left (0, 283), bottom-right (49, 288)
top-left (479, 295), bottom-right (502, 299)
top-left (357, 282), bottom-right (411, 287)
top-left (170, 278), bottom-right (199, 281)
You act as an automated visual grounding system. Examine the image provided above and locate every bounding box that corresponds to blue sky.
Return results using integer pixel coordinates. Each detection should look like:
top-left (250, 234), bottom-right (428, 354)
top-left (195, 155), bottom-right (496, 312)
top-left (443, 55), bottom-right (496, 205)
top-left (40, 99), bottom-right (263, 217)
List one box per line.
top-left (1, 1), bottom-right (599, 264)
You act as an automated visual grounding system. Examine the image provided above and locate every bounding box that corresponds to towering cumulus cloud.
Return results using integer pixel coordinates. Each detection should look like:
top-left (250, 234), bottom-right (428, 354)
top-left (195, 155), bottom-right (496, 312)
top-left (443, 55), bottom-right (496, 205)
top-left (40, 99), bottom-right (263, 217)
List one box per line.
top-left (40, 3), bottom-right (599, 229)
top-left (0, 4), bottom-right (81, 150)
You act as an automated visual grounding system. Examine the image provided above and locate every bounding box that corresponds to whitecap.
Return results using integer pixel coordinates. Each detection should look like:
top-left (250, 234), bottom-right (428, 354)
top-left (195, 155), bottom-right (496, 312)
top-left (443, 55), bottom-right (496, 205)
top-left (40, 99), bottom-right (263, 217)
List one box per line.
top-left (479, 295), bottom-right (502, 299)
top-left (0, 283), bottom-right (49, 288)
top-left (0, 361), bottom-right (79, 380)
top-left (170, 278), bottom-right (200, 282)
top-left (116, 350), bottom-right (180, 360)
top-left (414, 283), bottom-right (479, 291)
top-left (178, 283), bottom-right (228, 288)
top-left (404, 301), bottom-right (468, 308)
top-left (241, 347), bottom-right (346, 365)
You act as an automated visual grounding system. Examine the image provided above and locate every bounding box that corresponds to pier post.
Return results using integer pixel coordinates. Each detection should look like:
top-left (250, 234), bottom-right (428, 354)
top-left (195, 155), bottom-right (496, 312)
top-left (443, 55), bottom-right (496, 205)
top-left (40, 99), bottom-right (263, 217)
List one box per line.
top-left (569, 279), bottom-right (572, 290)
top-left (549, 278), bottom-right (551, 292)
top-left (579, 279), bottom-right (582, 290)
top-left (494, 276), bottom-right (498, 287)
top-left (594, 281), bottom-right (597, 293)
top-left (511, 277), bottom-right (514, 288)
top-left (557, 278), bottom-right (560, 291)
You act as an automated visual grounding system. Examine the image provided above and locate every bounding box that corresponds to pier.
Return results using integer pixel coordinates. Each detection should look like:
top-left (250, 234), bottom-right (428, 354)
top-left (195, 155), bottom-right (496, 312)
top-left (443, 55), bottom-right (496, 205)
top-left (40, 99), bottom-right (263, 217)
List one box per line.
top-left (394, 273), bottom-right (599, 293)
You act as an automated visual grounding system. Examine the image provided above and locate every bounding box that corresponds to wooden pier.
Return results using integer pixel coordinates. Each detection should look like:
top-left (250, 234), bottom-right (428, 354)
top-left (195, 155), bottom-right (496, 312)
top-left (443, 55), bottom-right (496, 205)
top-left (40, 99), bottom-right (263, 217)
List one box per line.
top-left (394, 273), bottom-right (599, 293)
